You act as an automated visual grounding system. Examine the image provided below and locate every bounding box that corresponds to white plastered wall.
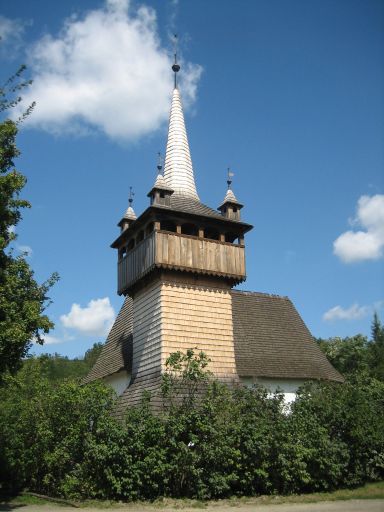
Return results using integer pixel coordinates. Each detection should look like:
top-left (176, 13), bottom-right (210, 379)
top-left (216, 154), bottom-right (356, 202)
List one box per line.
top-left (103, 370), bottom-right (131, 397)
top-left (240, 376), bottom-right (308, 404)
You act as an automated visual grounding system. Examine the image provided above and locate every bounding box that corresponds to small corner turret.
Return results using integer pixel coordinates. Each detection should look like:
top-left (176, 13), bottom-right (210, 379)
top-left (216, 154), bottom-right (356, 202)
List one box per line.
top-left (147, 153), bottom-right (174, 206)
top-left (218, 169), bottom-right (243, 221)
top-left (118, 186), bottom-right (137, 232)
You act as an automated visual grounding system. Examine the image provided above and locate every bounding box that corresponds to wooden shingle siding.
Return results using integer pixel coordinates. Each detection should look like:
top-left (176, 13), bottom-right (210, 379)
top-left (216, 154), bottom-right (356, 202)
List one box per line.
top-left (86, 288), bottom-right (343, 417)
top-left (231, 291), bottom-right (344, 382)
top-left (161, 281), bottom-right (238, 380)
top-left (131, 280), bottom-right (162, 379)
top-left (83, 298), bottom-right (133, 383)
top-left (116, 372), bottom-right (163, 417)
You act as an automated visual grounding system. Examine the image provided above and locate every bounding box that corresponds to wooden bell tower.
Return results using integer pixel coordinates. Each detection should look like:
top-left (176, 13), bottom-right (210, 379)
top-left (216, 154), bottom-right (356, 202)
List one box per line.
top-left (111, 55), bottom-right (252, 405)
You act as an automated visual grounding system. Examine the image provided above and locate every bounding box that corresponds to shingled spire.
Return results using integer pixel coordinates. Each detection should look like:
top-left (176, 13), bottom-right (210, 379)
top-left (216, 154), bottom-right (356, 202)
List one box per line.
top-left (163, 37), bottom-right (199, 200)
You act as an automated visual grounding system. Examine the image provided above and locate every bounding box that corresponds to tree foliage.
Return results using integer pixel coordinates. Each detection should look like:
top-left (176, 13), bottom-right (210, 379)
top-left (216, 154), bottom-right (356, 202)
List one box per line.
top-left (1, 349), bottom-right (383, 501)
top-left (371, 312), bottom-right (384, 381)
top-left (161, 348), bottom-right (212, 409)
top-left (0, 65), bottom-right (58, 378)
top-left (317, 313), bottom-right (384, 381)
top-left (20, 342), bottom-right (104, 383)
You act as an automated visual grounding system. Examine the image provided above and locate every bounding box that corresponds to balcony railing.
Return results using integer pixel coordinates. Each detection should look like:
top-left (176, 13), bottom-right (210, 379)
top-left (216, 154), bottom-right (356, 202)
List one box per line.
top-left (118, 230), bottom-right (245, 294)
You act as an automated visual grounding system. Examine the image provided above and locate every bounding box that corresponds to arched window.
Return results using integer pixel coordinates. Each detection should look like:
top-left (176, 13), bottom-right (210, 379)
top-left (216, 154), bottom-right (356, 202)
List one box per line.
top-left (127, 239), bottom-right (135, 251)
top-left (136, 230), bottom-right (144, 243)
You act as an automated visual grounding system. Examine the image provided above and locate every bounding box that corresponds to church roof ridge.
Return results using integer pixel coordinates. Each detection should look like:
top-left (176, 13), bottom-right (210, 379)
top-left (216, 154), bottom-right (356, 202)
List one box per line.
top-left (231, 290), bottom-right (290, 300)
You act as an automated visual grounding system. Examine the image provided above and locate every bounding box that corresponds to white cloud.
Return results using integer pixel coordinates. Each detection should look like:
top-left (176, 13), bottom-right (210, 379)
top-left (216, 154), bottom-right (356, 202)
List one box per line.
top-left (43, 334), bottom-right (63, 345)
top-left (15, 0), bottom-right (202, 141)
top-left (0, 15), bottom-right (26, 55)
top-left (17, 245), bottom-right (33, 257)
top-left (323, 303), bottom-right (369, 322)
top-left (60, 297), bottom-right (115, 336)
top-left (333, 194), bottom-right (384, 263)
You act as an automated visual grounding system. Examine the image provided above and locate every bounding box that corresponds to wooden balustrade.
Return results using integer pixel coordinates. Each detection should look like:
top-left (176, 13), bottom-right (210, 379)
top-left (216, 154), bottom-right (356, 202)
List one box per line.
top-left (118, 230), bottom-right (246, 294)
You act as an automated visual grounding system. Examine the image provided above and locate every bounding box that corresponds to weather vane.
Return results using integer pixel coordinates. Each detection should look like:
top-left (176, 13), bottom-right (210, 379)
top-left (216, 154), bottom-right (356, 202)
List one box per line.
top-left (128, 186), bottom-right (135, 206)
top-left (227, 167), bottom-right (235, 189)
top-left (172, 34), bottom-right (180, 88)
top-left (157, 151), bottom-right (163, 174)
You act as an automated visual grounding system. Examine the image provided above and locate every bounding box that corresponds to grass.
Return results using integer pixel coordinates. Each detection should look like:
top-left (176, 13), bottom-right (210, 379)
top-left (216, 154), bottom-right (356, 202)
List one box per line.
top-left (1, 481), bottom-right (384, 509)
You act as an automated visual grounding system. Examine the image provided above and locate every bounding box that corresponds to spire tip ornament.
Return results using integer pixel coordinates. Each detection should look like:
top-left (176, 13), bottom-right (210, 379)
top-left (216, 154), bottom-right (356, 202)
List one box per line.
top-left (119, 186), bottom-right (136, 229)
top-left (227, 167), bottom-right (235, 190)
top-left (128, 186), bottom-right (135, 206)
top-left (157, 151), bottom-right (163, 174)
top-left (172, 34), bottom-right (180, 88)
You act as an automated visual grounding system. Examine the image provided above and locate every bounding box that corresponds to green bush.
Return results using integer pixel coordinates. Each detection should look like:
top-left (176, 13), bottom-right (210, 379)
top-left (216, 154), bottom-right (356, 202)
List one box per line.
top-left (0, 363), bottom-right (116, 496)
top-left (1, 351), bottom-right (383, 501)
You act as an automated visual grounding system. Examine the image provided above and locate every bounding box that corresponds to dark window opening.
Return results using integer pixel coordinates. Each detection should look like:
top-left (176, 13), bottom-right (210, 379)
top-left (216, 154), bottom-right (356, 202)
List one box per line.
top-left (204, 227), bottom-right (220, 241)
top-left (181, 223), bottom-right (199, 236)
top-left (161, 220), bottom-right (177, 232)
top-left (225, 232), bottom-right (239, 244)
top-left (127, 239), bottom-right (135, 251)
top-left (136, 230), bottom-right (144, 243)
top-left (145, 222), bottom-right (154, 236)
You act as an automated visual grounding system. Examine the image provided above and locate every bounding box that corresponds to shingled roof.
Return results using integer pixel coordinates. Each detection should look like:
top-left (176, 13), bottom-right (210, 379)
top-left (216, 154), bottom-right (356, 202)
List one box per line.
top-left (155, 194), bottom-right (226, 221)
top-left (83, 298), bottom-right (133, 384)
top-left (232, 290), bottom-right (343, 382)
top-left (85, 290), bottom-right (343, 386)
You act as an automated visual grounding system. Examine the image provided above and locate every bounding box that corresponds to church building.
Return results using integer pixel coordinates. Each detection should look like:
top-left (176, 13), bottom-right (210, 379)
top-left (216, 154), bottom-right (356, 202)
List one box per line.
top-left (84, 57), bottom-right (342, 415)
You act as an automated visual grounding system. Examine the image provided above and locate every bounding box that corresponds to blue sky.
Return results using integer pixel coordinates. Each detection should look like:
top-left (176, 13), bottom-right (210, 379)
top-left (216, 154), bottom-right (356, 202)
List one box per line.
top-left (1, 0), bottom-right (383, 358)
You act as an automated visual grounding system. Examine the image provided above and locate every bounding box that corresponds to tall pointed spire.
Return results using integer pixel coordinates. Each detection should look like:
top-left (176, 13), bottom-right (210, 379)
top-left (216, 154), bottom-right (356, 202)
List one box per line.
top-left (163, 35), bottom-right (199, 200)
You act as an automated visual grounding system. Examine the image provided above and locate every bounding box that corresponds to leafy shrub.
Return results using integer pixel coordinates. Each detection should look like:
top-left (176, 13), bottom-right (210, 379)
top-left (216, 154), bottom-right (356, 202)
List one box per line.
top-left (1, 350), bottom-right (383, 500)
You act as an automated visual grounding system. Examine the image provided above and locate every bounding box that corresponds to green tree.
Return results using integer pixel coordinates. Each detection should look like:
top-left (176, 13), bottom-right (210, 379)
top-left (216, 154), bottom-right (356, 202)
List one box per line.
top-left (370, 312), bottom-right (384, 381)
top-left (84, 342), bottom-right (103, 368)
top-left (317, 335), bottom-right (370, 377)
top-left (317, 313), bottom-right (384, 382)
top-left (161, 347), bottom-right (212, 409)
top-left (20, 343), bottom-right (104, 384)
top-left (0, 65), bottom-right (58, 378)
top-left (0, 363), bottom-right (117, 496)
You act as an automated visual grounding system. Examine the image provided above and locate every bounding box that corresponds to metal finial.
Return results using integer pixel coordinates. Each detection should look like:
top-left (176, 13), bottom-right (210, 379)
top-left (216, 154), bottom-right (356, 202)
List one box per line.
top-left (227, 167), bottom-right (235, 189)
top-left (157, 151), bottom-right (163, 173)
top-left (128, 186), bottom-right (135, 205)
top-left (172, 34), bottom-right (180, 88)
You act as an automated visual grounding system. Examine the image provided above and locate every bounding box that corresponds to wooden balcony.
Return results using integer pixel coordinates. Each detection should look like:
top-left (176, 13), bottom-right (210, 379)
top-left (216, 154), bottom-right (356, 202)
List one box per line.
top-left (117, 230), bottom-right (246, 295)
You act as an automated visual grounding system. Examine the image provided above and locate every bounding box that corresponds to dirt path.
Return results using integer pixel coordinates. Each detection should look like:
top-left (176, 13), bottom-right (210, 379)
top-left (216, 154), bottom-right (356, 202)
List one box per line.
top-left (1, 499), bottom-right (384, 512)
